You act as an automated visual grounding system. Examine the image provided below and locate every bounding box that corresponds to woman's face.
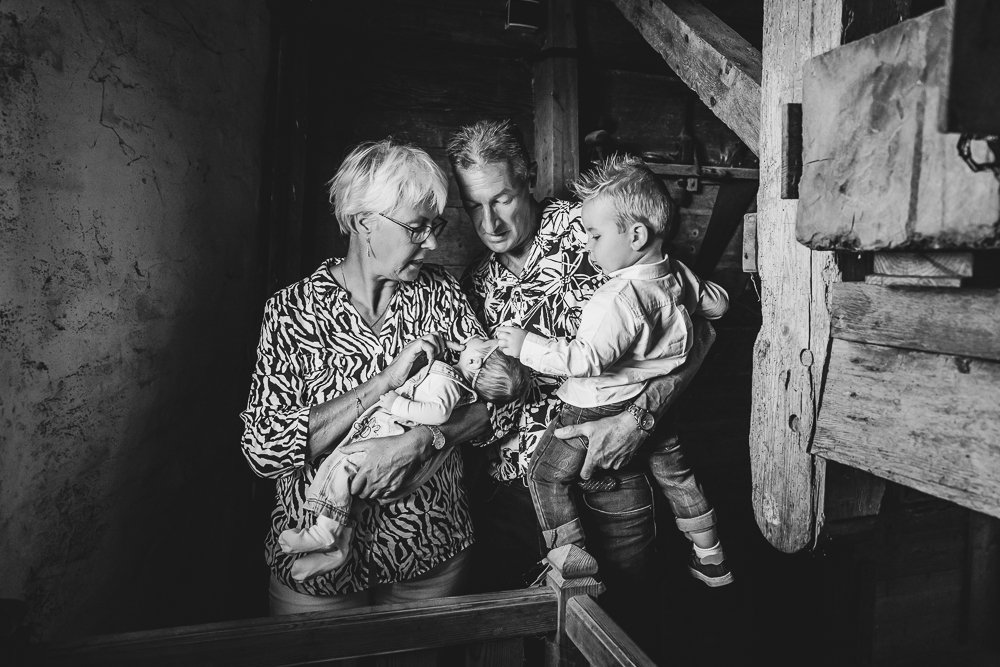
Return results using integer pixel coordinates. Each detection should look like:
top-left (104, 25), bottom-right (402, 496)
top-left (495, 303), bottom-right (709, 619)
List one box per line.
top-left (366, 201), bottom-right (440, 282)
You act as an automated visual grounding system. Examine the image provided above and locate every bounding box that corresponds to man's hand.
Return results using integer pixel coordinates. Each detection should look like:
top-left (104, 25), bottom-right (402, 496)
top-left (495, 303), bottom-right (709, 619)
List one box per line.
top-left (341, 425), bottom-right (433, 501)
top-left (495, 326), bottom-right (528, 357)
top-left (554, 409), bottom-right (645, 480)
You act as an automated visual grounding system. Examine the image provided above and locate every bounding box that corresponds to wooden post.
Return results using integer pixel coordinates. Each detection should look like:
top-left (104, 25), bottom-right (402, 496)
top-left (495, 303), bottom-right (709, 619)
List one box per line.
top-left (533, 0), bottom-right (579, 200)
top-left (544, 545), bottom-right (605, 667)
top-left (753, 0), bottom-right (918, 553)
top-left (751, 0), bottom-right (845, 553)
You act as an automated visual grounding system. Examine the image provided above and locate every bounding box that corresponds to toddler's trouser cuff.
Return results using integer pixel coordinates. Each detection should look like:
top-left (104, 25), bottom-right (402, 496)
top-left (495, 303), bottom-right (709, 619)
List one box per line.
top-left (675, 509), bottom-right (716, 535)
top-left (542, 518), bottom-right (586, 550)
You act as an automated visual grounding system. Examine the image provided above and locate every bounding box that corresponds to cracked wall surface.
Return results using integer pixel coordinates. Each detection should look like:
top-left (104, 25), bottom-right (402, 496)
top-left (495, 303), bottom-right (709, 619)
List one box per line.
top-left (0, 0), bottom-right (268, 640)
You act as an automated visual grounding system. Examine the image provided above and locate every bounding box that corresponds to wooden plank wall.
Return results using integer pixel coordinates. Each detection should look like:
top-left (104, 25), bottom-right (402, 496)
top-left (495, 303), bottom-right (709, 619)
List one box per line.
top-left (297, 0), bottom-right (542, 278)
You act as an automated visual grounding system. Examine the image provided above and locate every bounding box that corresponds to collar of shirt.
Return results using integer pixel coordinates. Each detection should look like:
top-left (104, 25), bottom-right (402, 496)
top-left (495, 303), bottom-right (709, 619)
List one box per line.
top-left (607, 255), bottom-right (673, 281)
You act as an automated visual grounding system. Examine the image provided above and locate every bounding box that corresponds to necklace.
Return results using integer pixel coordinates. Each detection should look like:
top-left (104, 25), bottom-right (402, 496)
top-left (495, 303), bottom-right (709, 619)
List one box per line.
top-left (339, 262), bottom-right (389, 331)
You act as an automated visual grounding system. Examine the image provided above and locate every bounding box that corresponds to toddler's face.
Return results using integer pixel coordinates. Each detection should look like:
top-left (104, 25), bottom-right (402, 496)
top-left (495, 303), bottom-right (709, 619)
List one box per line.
top-left (457, 336), bottom-right (500, 377)
top-left (581, 196), bottom-right (633, 274)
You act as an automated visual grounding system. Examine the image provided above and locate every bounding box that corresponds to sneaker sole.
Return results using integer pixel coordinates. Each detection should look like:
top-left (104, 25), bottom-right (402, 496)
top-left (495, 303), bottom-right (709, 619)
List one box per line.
top-left (688, 567), bottom-right (734, 587)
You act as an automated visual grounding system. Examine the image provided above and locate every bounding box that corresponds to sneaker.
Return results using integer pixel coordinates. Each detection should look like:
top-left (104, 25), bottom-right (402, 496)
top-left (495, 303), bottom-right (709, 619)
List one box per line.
top-left (688, 551), bottom-right (734, 587)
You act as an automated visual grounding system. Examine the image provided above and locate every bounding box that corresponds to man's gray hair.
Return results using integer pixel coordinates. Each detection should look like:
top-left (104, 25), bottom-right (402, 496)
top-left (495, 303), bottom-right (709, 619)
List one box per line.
top-left (571, 154), bottom-right (676, 238)
top-left (446, 119), bottom-right (531, 182)
top-left (327, 139), bottom-right (448, 236)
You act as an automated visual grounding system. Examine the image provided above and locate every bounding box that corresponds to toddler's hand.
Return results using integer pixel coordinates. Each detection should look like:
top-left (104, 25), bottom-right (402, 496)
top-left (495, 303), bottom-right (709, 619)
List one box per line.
top-left (378, 391), bottom-right (400, 412)
top-left (495, 326), bottom-right (527, 357)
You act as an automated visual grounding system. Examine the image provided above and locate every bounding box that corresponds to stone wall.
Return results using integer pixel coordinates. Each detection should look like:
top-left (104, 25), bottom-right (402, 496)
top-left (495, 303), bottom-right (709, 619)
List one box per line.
top-left (0, 0), bottom-right (269, 639)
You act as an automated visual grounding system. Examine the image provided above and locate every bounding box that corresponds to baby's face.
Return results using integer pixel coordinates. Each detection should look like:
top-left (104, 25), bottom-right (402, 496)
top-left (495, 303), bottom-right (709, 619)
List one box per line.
top-left (457, 336), bottom-right (500, 379)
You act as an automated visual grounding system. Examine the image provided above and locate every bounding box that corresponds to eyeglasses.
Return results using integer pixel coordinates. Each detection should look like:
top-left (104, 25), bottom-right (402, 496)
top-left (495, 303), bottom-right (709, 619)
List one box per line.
top-left (375, 212), bottom-right (449, 244)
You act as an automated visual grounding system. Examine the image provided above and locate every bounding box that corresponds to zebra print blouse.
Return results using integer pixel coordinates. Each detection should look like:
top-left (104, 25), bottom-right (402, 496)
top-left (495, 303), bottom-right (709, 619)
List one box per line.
top-left (241, 258), bottom-right (492, 595)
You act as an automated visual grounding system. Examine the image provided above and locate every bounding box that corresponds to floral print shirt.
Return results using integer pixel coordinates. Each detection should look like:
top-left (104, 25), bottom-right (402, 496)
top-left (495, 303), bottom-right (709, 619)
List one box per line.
top-left (461, 199), bottom-right (607, 481)
top-left (241, 258), bottom-right (492, 595)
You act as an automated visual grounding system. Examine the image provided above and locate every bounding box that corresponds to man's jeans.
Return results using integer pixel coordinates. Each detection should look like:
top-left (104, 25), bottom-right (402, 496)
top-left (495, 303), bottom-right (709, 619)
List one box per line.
top-left (529, 401), bottom-right (712, 550)
top-left (465, 445), bottom-right (658, 657)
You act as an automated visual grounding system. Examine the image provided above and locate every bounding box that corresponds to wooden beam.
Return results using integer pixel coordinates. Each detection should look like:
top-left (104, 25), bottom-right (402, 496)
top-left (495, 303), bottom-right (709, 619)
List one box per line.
top-left (647, 163), bottom-right (758, 181)
top-left (829, 283), bottom-right (1000, 361)
top-left (533, 0), bottom-right (579, 199)
top-left (750, 0), bottom-right (846, 553)
top-left (29, 590), bottom-right (557, 667)
top-left (812, 339), bottom-right (1000, 519)
top-left (565, 597), bottom-right (656, 667)
top-left (871, 252), bottom-right (973, 279)
top-left (940, 0), bottom-right (1000, 135)
top-left (608, 0), bottom-right (762, 156)
top-left (796, 8), bottom-right (1000, 251)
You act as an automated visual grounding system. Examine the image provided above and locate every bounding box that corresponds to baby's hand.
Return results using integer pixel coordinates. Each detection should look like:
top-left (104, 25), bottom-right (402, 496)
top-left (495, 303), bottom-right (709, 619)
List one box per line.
top-left (495, 326), bottom-right (528, 358)
top-left (378, 391), bottom-right (400, 412)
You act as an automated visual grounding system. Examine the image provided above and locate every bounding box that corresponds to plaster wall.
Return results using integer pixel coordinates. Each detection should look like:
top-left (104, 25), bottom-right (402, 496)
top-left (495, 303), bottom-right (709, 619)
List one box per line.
top-left (0, 0), bottom-right (269, 639)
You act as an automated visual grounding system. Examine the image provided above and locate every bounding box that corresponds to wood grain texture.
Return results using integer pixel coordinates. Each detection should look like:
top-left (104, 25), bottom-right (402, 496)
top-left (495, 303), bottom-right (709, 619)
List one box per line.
top-left (863, 274), bottom-right (962, 288)
top-left (750, 0), bottom-right (843, 553)
top-left (565, 597), bottom-right (656, 667)
top-left (29, 590), bottom-right (557, 667)
top-left (608, 0), bottom-right (762, 156)
top-left (872, 252), bottom-right (973, 277)
top-left (534, 0), bottom-right (579, 200)
top-left (829, 283), bottom-right (1000, 361)
top-left (796, 8), bottom-right (1000, 251)
top-left (939, 0), bottom-right (1000, 135)
top-left (811, 339), bottom-right (1000, 519)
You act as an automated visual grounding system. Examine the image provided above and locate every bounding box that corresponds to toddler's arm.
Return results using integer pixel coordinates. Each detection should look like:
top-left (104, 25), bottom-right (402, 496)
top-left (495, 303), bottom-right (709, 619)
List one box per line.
top-left (382, 371), bottom-right (465, 425)
top-left (518, 289), bottom-right (640, 378)
top-left (673, 259), bottom-right (729, 320)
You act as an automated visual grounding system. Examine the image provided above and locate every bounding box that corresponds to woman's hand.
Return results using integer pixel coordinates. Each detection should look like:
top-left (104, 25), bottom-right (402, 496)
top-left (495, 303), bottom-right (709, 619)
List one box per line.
top-left (340, 424), bottom-right (434, 501)
top-left (379, 332), bottom-right (463, 389)
top-left (495, 326), bottom-right (528, 357)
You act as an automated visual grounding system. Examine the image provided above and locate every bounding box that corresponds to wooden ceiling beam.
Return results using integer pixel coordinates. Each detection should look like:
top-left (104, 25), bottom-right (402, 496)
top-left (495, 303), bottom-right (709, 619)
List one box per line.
top-left (609, 0), bottom-right (762, 156)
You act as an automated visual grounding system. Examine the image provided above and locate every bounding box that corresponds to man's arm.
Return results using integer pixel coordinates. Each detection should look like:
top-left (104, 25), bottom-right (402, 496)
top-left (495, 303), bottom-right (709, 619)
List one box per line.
top-left (554, 317), bottom-right (715, 479)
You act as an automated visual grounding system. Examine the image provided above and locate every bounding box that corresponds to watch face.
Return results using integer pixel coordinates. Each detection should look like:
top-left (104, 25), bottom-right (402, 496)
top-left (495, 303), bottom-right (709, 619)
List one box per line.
top-left (641, 414), bottom-right (655, 430)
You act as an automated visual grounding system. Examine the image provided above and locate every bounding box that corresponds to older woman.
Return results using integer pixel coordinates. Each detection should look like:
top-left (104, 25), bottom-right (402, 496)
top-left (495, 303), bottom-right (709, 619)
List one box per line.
top-left (241, 139), bottom-right (495, 614)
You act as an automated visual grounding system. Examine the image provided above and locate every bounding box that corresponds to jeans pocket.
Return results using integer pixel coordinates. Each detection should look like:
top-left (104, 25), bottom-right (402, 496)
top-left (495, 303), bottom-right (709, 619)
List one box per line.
top-left (581, 474), bottom-right (653, 516)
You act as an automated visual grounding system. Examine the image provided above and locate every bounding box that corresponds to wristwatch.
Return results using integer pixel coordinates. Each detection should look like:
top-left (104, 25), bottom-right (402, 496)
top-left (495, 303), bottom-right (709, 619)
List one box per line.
top-left (426, 425), bottom-right (446, 450)
top-left (625, 403), bottom-right (656, 432)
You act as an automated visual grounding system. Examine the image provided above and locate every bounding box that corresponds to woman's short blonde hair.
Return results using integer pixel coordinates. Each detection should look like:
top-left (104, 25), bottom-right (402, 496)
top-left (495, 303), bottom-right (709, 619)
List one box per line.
top-left (328, 139), bottom-right (448, 236)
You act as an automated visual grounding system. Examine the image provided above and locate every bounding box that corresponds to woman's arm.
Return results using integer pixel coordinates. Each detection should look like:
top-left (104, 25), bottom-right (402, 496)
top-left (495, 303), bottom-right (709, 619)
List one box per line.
top-left (240, 294), bottom-right (316, 479)
top-left (305, 372), bottom-right (395, 460)
top-left (306, 333), bottom-right (457, 460)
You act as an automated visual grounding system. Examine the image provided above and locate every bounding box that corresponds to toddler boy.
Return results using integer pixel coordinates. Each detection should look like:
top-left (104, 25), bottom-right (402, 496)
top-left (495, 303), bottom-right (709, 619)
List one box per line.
top-left (496, 155), bottom-right (732, 587)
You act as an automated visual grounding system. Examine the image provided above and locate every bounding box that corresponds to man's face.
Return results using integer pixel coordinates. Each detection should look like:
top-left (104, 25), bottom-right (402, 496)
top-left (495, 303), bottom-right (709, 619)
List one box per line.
top-left (454, 161), bottom-right (539, 257)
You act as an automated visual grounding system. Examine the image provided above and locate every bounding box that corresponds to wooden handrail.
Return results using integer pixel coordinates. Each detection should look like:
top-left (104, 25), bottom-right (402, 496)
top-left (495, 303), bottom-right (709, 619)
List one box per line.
top-left (27, 589), bottom-right (557, 667)
top-left (26, 546), bottom-right (655, 667)
top-left (566, 596), bottom-right (656, 667)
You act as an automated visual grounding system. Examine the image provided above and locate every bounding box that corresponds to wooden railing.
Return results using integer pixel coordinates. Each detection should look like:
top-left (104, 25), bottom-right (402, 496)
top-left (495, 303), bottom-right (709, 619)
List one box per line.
top-left (24, 546), bottom-right (656, 667)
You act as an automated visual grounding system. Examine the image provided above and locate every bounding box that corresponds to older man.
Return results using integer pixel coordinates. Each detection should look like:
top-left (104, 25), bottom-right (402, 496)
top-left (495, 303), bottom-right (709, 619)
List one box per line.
top-left (447, 120), bottom-right (714, 647)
